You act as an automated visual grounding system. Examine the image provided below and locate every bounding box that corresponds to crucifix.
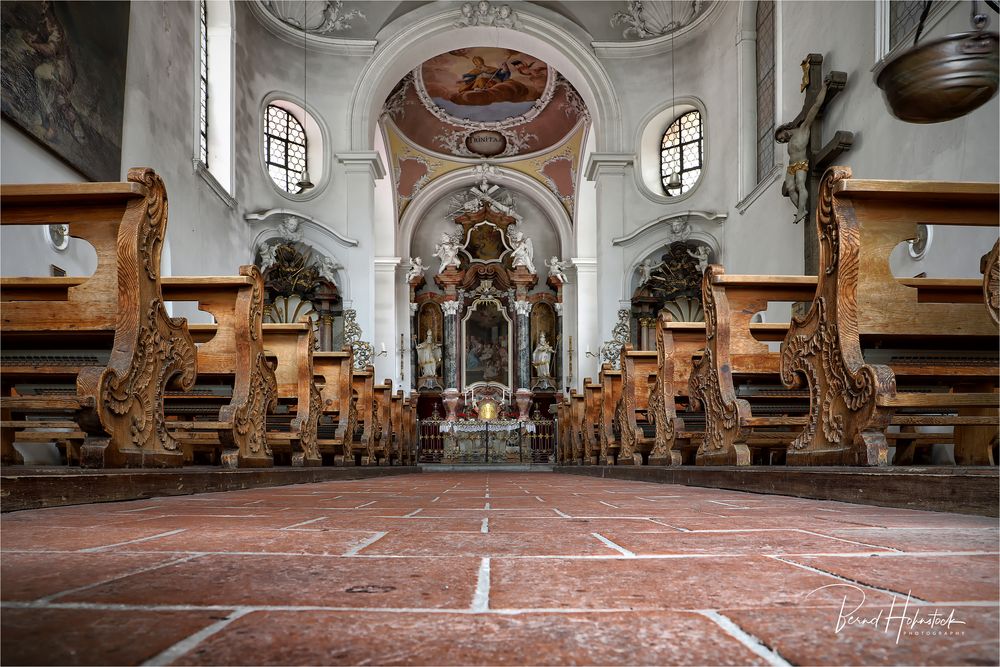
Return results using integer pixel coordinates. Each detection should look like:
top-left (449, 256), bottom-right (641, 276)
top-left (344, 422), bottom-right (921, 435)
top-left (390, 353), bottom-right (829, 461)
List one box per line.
top-left (775, 53), bottom-right (854, 274)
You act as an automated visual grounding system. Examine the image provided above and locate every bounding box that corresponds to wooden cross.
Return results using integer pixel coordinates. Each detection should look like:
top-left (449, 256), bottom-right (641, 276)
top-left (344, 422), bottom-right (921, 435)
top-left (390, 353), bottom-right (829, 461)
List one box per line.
top-left (777, 53), bottom-right (854, 274)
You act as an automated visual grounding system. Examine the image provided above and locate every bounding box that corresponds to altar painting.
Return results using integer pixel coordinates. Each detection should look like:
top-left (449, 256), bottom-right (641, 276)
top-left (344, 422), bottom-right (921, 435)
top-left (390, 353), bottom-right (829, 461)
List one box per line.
top-left (465, 222), bottom-right (507, 263)
top-left (462, 299), bottom-right (511, 388)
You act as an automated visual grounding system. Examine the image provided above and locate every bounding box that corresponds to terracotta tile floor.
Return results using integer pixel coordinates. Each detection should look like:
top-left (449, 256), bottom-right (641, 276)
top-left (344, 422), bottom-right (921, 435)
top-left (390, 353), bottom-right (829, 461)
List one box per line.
top-left (2, 472), bottom-right (998, 666)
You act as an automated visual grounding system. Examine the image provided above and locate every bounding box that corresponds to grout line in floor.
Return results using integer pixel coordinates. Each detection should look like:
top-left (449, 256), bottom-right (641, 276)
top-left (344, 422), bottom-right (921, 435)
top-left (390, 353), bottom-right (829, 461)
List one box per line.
top-left (699, 610), bottom-right (793, 666)
top-left (141, 607), bottom-right (252, 666)
top-left (38, 554), bottom-right (205, 604)
top-left (78, 529), bottom-right (188, 553)
top-left (343, 531), bottom-right (388, 557)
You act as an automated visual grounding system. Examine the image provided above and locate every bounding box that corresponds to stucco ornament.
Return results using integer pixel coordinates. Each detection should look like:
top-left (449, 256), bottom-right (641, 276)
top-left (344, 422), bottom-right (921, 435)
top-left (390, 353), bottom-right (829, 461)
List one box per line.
top-left (454, 1), bottom-right (519, 29)
top-left (610, 1), bottom-right (707, 40)
top-left (316, 255), bottom-right (342, 286)
top-left (263, 1), bottom-right (366, 34)
top-left (406, 257), bottom-right (427, 283)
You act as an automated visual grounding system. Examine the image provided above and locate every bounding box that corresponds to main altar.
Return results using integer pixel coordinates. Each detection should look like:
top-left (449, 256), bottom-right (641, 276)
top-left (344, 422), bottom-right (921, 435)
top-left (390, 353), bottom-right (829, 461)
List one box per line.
top-left (405, 175), bottom-right (568, 464)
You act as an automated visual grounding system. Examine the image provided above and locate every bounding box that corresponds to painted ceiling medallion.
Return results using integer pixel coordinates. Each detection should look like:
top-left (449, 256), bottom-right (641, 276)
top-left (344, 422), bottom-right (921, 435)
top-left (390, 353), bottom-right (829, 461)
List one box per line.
top-left (415, 48), bottom-right (555, 129)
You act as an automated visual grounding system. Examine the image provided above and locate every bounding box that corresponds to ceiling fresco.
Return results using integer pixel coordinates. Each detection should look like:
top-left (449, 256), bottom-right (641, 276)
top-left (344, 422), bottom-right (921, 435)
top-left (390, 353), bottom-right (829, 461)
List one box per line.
top-left (381, 47), bottom-right (590, 224)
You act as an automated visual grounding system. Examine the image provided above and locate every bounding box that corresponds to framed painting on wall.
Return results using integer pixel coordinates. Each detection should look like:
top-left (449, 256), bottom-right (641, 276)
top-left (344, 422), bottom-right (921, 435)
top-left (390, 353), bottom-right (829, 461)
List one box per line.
top-left (1, 0), bottom-right (131, 181)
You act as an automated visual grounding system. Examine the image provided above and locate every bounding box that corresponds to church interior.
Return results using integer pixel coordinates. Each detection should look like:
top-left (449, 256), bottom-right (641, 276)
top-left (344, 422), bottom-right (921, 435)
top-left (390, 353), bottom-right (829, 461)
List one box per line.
top-left (0, 1), bottom-right (998, 664)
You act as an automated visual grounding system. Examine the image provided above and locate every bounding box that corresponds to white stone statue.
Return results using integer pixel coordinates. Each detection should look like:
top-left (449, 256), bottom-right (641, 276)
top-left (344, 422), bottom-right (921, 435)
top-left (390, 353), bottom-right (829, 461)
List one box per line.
top-left (777, 79), bottom-right (829, 223)
top-left (258, 242), bottom-right (280, 272)
top-left (687, 246), bottom-right (711, 274)
top-left (637, 258), bottom-right (662, 286)
top-left (278, 215), bottom-right (303, 241)
top-left (415, 328), bottom-right (442, 379)
top-left (545, 256), bottom-right (570, 284)
top-left (509, 228), bottom-right (535, 274)
top-left (406, 257), bottom-right (426, 283)
top-left (316, 255), bottom-right (342, 285)
top-left (433, 232), bottom-right (462, 274)
top-left (532, 333), bottom-right (555, 388)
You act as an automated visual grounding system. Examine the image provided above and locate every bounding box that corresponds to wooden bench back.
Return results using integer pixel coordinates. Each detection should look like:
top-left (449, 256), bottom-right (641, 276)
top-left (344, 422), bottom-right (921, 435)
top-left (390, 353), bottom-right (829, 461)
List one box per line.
top-left (830, 169), bottom-right (998, 337)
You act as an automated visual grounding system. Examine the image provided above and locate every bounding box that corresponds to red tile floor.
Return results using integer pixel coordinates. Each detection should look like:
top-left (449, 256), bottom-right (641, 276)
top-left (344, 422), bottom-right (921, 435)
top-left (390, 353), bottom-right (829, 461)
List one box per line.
top-left (1, 472), bottom-right (997, 666)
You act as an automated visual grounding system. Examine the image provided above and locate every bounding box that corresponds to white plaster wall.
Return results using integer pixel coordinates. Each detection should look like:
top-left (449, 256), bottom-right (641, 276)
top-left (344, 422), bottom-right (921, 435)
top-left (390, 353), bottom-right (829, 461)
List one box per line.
top-left (740, 0), bottom-right (999, 278)
top-left (0, 118), bottom-right (95, 277)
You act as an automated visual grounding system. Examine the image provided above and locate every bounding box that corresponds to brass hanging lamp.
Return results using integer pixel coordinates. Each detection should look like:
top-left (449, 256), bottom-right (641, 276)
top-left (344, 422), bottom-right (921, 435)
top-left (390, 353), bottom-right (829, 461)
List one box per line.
top-left (875, 0), bottom-right (998, 123)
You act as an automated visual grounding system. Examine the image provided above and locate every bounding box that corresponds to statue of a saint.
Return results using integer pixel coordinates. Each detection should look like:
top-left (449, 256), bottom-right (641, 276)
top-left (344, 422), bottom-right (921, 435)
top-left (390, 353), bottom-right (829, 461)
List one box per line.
top-left (545, 256), bottom-right (570, 284)
top-left (406, 257), bottom-right (426, 283)
top-left (532, 332), bottom-right (555, 379)
top-left (433, 232), bottom-right (462, 274)
top-left (776, 79), bottom-right (829, 223)
top-left (415, 328), bottom-right (442, 379)
top-left (687, 246), bottom-right (711, 274)
top-left (509, 228), bottom-right (535, 274)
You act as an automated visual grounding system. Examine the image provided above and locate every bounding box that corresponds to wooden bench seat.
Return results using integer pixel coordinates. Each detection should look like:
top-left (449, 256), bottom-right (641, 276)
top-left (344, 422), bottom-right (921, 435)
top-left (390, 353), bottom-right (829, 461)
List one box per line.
top-left (780, 167), bottom-right (999, 466)
top-left (688, 269), bottom-right (818, 466)
top-left (350, 366), bottom-right (375, 465)
top-left (160, 266), bottom-right (278, 468)
top-left (1, 169), bottom-right (196, 468)
top-left (314, 351), bottom-right (355, 466)
top-left (645, 317), bottom-right (706, 466)
top-left (616, 348), bottom-right (659, 465)
top-left (582, 379), bottom-right (602, 465)
top-left (599, 366), bottom-right (624, 464)
top-left (262, 321), bottom-right (321, 466)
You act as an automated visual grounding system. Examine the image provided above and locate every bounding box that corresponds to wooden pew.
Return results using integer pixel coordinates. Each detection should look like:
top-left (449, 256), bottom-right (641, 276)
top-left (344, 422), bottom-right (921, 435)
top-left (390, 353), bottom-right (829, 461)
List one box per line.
top-left (599, 366), bottom-right (624, 464)
top-left (568, 389), bottom-right (585, 464)
top-left (555, 393), bottom-right (571, 464)
top-left (371, 379), bottom-right (393, 465)
top-left (582, 378), bottom-right (602, 465)
top-left (616, 347), bottom-right (659, 465)
top-left (390, 389), bottom-right (404, 465)
top-left (314, 350), bottom-right (355, 466)
top-left (400, 394), bottom-right (415, 465)
top-left (688, 267), bottom-right (817, 466)
top-left (780, 167), bottom-right (999, 465)
top-left (161, 265), bottom-right (277, 468)
top-left (1, 168), bottom-right (196, 468)
top-left (350, 366), bottom-right (375, 465)
top-left (647, 316), bottom-right (706, 466)
top-left (262, 321), bottom-right (321, 466)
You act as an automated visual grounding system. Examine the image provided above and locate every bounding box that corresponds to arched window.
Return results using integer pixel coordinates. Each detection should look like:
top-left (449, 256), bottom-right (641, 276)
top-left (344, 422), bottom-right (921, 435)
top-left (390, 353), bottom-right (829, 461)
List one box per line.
top-left (661, 110), bottom-right (703, 196)
top-left (264, 104), bottom-right (308, 194)
top-left (755, 0), bottom-right (775, 184)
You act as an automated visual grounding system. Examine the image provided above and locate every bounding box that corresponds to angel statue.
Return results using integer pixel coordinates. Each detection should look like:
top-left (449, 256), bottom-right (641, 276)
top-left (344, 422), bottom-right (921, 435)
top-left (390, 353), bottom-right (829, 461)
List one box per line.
top-left (316, 255), bottom-right (342, 286)
top-left (509, 228), bottom-right (536, 274)
top-left (433, 232), bottom-right (462, 274)
top-left (686, 246), bottom-right (711, 274)
top-left (545, 256), bottom-right (570, 284)
top-left (405, 257), bottom-right (427, 283)
top-left (637, 258), bottom-right (662, 286)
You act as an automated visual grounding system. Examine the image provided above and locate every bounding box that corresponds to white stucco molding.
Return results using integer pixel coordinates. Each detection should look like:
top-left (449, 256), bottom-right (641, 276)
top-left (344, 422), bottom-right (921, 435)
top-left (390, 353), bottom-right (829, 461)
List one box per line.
top-left (591, 0), bottom-right (728, 58)
top-left (612, 211), bottom-right (728, 247)
top-left (348, 2), bottom-right (623, 154)
top-left (335, 151), bottom-right (386, 180)
top-left (584, 153), bottom-right (635, 181)
top-left (245, 208), bottom-right (359, 248)
top-left (245, 1), bottom-right (377, 56)
top-left (396, 166), bottom-right (575, 260)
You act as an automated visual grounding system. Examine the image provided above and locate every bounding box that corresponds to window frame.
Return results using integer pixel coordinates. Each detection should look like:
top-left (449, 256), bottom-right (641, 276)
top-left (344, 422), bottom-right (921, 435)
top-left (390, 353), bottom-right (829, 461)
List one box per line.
top-left (198, 0), bottom-right (209, 167)
top-left (754, 0), bottom-right (776, 186)
top-left (660, 110), bottom-right (703, 197)
top-left (264, 104), bottom-right (309, 195)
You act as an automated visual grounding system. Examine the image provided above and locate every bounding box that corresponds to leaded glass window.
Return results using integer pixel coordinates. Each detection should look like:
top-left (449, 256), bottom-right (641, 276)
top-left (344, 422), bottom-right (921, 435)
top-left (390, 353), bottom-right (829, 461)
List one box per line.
top-left (265, 105), bottom-right (308, 194)
top-left (199, 0), bottom-right (208, 166)
top-left (661, 110), bottom-right (703, 196)
top-left (889, 0), bottom-right (926, 50)
top-left (755, 0), bottom-right (775, 183)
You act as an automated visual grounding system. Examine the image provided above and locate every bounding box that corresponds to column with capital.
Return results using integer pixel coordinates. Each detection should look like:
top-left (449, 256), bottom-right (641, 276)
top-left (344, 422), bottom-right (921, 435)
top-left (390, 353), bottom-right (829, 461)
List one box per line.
top-left (514, 299), bottom-right (531, 389)
top-left (441, 300), bottom-right (461, 389)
